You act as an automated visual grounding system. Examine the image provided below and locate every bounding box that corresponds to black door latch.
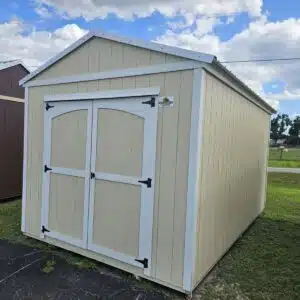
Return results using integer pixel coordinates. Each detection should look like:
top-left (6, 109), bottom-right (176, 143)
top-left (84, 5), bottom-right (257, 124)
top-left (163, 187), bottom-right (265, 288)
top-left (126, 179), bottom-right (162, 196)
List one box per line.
top-left (138, 178), bottom-right (152, 188)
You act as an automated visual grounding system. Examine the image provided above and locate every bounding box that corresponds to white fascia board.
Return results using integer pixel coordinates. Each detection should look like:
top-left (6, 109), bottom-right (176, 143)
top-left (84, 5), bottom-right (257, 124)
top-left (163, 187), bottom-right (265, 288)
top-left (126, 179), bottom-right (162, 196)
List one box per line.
top-left (44, 87), bottom-right (160, 102)
top-left (93, 31), bottom-right (215, 64)
top-left (24, 61), bottom-right (203, 88)
top-left (20, 31), bottom-right (215, 86)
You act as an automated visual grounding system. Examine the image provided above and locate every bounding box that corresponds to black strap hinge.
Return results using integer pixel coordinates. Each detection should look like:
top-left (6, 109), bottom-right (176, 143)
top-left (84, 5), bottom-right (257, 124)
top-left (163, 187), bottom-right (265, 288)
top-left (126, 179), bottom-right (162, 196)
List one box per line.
top-left (91, 172), bottom-right (95, 179)
top-left (41, 226), bottom-right (50, 233)
top-left (44, 165), bottom-right (52, 173)
top-left (142, 97), bottom-right (155, 108)
top-left (138, 178), bottom-right (152, 188)
top-left (135, 258), bottom-right (148, 268)
top-left (45, 103), bottom-right (54, 111)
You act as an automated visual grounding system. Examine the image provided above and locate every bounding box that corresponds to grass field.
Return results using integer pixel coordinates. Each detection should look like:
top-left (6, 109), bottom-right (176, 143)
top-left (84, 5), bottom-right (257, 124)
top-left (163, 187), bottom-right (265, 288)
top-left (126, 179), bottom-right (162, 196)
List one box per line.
top-left (269, 147), bottom-right (300, 168)
top-left (1, 173), bottom-right (300, 299)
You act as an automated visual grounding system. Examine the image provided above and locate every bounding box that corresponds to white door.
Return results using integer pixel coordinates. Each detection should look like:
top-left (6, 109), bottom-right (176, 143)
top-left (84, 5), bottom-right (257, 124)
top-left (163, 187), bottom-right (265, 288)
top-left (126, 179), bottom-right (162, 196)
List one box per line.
top-left (41, 101), bottom-right (92, 248)
top-left (88, 96), bottom-right (158, 275)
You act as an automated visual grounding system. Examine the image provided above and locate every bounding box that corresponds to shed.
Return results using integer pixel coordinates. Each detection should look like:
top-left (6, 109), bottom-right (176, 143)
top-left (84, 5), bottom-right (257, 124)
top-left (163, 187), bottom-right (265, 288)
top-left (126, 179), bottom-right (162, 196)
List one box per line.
top-left (20, 32), bottom-right (275, 294)
top-left (0, 60), bottom-right (29, 201)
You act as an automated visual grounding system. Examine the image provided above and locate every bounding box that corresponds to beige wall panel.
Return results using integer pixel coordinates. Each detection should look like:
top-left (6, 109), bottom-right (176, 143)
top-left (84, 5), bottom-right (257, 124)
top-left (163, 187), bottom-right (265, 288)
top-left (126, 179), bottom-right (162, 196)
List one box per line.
top-left (48, 174), bottom-right (85, 239)
top-left (78, 81), bottom-right (98, 93)
top-left (32, 37), bottom-right (186, 81)
top-left (155, 72), bottom-right (182, 283)
top-left (25, 86), bottom-right (50, 236)
top-left (171, 70), bottom-right (193, 286)
top-left (51, 110), bottom-right (87, 170)
top-left (95, 109), bottom-right (144, 177)
top-left (122, 77), bottom-right (135, 89)
top-left (194, 71), bottom-right (270, 286)
top-left (49, 83), bottom-right (78, 94)
top-left (37, 42), bottom-right (90, 80)
top-left (109, 78), bottom-right (123, 90)
top-left (93, 180), bottom-right (141, 257)
top-left (26, 70), bottom-right (194, 288)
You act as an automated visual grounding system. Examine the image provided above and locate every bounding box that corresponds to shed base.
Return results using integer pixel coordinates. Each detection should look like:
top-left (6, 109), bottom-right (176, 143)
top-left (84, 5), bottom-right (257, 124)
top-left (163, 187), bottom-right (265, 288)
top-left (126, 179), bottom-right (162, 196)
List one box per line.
top-left (24, 232), bottom-right (189, 295)
top-left (0, 194), bottom-right (22, 203)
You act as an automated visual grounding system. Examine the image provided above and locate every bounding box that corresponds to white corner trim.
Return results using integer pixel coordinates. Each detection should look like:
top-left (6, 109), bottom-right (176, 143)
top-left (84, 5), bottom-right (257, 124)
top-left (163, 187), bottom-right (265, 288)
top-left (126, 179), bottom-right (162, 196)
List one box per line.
top-left (21, 87), bottom-right (28, 233)
top-left (23, 61), bottom-right (203, 88)
top-left (20, 31), bottom-right (214, 85)
top-left (44, 87), bottom-right (160, 102)
top-left (0, 94), bottom-right (24, 103)
top-left (183, 68), bottom-right (205, 292)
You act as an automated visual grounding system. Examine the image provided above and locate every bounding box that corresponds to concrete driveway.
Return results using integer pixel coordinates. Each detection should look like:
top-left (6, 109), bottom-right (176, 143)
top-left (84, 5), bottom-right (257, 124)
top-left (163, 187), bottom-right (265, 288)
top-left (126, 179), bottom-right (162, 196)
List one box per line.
top-left (0, 240), bottom-right (173, 300)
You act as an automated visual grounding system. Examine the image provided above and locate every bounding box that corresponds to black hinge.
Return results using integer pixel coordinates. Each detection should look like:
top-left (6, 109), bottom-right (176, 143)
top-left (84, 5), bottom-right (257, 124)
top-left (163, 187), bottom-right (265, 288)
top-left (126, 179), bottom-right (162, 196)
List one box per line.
top-left (142, 97), bottom-right (155, 108)
top-left (138, 178), bottom-right (152, 188)
top-left (41, 226), bottom-right (50, 233)
top-left (135, 258), bottom-right (148, 268)
top-left (91, 172), bottom-right (95, 179)
top-left (44, 165), bottom-right (52, 173)
top-left (45, 103), bottom-right (54, 111)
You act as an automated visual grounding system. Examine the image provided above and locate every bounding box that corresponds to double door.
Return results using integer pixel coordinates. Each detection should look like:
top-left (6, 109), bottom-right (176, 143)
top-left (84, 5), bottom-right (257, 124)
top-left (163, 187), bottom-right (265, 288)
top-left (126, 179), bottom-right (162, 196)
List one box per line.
top-left (41, 96), bottom-right (157, 274)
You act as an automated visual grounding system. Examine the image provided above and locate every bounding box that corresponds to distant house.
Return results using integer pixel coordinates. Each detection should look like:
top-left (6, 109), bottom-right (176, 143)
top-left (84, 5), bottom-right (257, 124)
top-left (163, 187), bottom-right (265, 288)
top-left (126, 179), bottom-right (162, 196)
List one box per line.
top-left (0, 60), bottom-right (29, 201)
top-left (270, 138), bottom-right (287, 146)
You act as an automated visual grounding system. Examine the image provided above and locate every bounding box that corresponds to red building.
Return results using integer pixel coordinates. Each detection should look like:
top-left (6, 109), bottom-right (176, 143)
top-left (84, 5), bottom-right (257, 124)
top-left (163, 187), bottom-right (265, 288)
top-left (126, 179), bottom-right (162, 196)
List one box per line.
top-left (0, 60), bottom-right (29, 201)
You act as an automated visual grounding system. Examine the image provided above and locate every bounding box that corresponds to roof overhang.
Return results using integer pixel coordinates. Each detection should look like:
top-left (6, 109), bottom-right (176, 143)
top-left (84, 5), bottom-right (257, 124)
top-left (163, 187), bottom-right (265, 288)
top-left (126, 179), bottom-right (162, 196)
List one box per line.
top-left (0, 60), bottom-right (29, 73)
top-left (19, 31), bottom-right (215, 86)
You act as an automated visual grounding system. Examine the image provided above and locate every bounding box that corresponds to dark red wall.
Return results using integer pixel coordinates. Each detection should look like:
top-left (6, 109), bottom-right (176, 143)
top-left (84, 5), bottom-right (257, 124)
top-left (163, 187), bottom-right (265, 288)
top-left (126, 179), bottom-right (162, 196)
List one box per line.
top-left (0, 65), bottom-right (29, 98)
top-left (0, 99), bottom-right (24, 200)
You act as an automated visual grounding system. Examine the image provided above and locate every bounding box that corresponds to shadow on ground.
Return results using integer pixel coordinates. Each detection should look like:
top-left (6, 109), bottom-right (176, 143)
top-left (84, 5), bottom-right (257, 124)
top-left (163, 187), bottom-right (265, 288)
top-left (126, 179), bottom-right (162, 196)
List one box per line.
top-left (0, 240), bottom-right (177, 300)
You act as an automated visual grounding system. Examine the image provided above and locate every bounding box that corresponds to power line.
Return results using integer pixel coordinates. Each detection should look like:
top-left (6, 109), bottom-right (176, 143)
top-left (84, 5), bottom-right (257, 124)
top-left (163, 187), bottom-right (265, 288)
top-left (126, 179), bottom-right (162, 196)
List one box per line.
top-left (221, 57), bottom-right (300, 64)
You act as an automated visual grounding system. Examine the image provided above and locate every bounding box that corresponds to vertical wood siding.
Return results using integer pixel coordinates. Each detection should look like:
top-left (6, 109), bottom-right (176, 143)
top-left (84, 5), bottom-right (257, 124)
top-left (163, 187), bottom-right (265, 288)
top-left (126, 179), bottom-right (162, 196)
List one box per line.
top-left (0, 100), bottom-right (24, 200)
top-left (35, 37), bottom-right (184, 81)
top-left (25, 70), bottom-right (193, 289)
top-left (193, 71), bottom-right (270, 286)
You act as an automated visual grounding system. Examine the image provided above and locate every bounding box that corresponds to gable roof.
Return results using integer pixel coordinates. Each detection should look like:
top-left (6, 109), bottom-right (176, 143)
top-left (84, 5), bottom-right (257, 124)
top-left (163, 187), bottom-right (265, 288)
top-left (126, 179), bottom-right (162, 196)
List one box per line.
top-left (19, 31), bottom-right (276, 114)
top-left (19, 31), bottom-right (215, 85)
top-left (0, 60), bottom-right (29, 72)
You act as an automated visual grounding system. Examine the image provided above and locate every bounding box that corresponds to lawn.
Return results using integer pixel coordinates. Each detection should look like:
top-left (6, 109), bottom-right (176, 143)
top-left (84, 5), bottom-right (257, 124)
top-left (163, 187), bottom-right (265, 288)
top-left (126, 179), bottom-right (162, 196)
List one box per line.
top-left (269, 147), bottom-right (300, 168)
top-left (1, 173), bottom-right (300, 299)
top-left (195, 173), bottom-right (300, 299)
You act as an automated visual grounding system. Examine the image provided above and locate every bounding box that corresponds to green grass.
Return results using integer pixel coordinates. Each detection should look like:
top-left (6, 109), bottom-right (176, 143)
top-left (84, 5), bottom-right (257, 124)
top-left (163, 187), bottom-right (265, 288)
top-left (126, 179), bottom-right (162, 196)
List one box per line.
top-left (1, 175), bottom-right (300, 299)
top-left (268, 160), bottom-right (300, 168)
top-left (197, 173), bottom-right (300, 299)
top-left (269, 147), bottom-right (300, 161)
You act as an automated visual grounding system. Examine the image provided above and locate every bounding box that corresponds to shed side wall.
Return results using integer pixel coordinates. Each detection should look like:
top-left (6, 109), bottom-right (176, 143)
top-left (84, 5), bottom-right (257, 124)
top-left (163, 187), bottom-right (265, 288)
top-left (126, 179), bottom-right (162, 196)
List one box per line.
top-left (193, 71), bottom-right (270, 286)
top-left (24, 70), bottom-right (193, 289)
top-left (35, 37), bottom-right (185, 81)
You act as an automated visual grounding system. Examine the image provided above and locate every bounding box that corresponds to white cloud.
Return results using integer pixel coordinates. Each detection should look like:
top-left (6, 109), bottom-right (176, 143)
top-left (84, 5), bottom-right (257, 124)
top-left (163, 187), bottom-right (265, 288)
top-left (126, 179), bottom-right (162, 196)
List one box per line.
top-left (0, 21), bottom-right (87, 70)
top-left (156, 16), bottom-right (300, 109)
top-left (35, 0), bottom-right (263, 21)
top-left (35, 6), bottom-right (52, 19)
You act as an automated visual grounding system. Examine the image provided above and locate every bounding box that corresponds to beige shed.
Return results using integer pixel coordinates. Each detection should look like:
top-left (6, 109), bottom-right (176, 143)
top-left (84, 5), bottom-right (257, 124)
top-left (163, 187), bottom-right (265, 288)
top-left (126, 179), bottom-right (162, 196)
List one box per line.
top-left (20, 31), bottom-right (275, 294)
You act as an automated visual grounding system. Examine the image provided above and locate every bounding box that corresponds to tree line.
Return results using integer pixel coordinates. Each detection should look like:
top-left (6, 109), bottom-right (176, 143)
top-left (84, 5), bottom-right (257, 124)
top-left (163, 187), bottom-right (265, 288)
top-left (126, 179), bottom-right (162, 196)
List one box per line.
top-left (270, 114), bottom-right (300, 146)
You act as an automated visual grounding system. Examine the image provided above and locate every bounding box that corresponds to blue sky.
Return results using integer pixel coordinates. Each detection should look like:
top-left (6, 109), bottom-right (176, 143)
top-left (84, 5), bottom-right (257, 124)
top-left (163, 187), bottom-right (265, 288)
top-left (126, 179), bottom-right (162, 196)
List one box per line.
top-left (1, 0), bottom-right (300, 116)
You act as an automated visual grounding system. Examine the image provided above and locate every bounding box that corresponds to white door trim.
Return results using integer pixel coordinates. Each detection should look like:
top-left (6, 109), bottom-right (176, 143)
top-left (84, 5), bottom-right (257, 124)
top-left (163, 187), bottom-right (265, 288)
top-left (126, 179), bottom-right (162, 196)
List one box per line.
top-left (183, 68), bottom-right (206, 292)
top-left (44, 87), bottom-right (160, 102)
top-left (41, 101), bottom-right (93, 249)
top-left (88, 96), bottom-right (158, 276)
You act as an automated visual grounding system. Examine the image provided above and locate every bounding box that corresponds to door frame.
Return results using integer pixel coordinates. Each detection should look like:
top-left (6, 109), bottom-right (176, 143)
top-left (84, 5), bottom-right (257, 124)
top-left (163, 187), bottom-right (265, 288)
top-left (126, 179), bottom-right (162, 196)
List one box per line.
top-left (41, 87), bottom-right (160, 274)
top-left (41, 100), bottom-right (93, 249)
top-left (88, 97), bottom-right (158, 275)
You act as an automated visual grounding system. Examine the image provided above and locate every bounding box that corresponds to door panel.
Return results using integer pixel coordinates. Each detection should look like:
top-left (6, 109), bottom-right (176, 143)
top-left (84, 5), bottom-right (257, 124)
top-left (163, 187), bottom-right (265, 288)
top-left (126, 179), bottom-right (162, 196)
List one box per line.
top-left (48, 173), bottom-right (85, 240)
top-left (51, 110), bottom-right (88, 170)
top-left (88, 97), bottom-right (158, 275)
top-left (96, 109), bottom-right (144, 177)
top-left (42, 101), bottom-right (92, 249)
top-left (93, 180), bottom-right (141, 257)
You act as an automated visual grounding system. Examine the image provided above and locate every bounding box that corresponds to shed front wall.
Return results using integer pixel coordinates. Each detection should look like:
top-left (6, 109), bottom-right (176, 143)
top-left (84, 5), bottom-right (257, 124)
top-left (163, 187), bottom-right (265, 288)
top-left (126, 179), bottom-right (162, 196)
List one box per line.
top-left (193, 71), bottom-right (270, 286)
top-left (24, 70), bottom-right (193, 290)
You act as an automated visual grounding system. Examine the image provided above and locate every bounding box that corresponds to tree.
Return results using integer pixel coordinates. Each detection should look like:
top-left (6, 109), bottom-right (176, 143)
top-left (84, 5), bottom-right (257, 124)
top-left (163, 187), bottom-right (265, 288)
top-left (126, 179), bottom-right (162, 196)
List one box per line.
top-left (288, 116), bottom-right (300, 146)
top-left (270, 114), bottom-right (291, 145)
